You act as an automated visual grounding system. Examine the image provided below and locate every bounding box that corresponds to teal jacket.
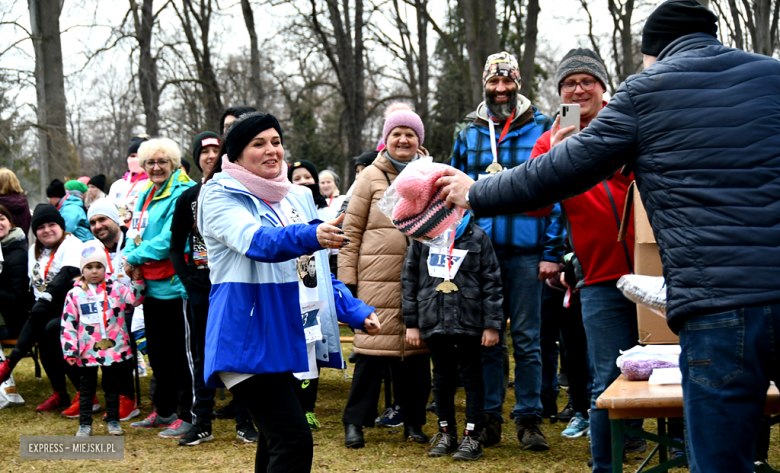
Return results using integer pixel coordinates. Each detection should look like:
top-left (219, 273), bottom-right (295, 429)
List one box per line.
top-left (58, 195), bottom-right (93, 242)
top-left (123, 169), bottom-right (195, 300)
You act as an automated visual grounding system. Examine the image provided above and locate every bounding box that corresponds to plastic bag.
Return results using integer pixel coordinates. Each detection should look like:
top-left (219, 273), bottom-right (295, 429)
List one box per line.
top-left (617, 274), bottom-right (667, 316)
top-left (616, 345), bottom-right (680, 381)
top-left (377, 157), bottom-right (464, 250)
top-left (0, 343), bottom-right (25, 408)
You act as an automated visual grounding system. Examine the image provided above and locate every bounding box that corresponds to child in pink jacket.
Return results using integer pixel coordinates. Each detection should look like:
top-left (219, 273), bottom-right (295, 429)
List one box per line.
top-left (61, 240), bottom-right (145, 437)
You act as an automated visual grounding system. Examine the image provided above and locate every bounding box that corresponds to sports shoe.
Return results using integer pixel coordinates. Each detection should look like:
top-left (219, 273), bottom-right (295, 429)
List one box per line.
top-left (669, 438), bottom-right (685, 461)
top-left (158, 419), bottom-right (193, 438)
top-left (179, 424), bottom-right (214, 446)
top-left (107, 420), bottom-right (123, 436)
top-left (36, 391), bottom-right (70, 412)
top-left (0, 359), bottom-right (11, 384)
top-left (561, 413), bottom-right (590, 439)
top-left (102, 395), bottom-right (140, 422)
top-left (376, 403), bottom-right (403, 427)
top-left (212, 401), bottom-right (236, 419)
top-left (515, 415), bottom-right (549, 451)
top-left (452, 427), bottom-right (483, 462)
top-left (426, 400), bottom-right (436, 413)
top-left (624, 437), bottom-right (648, 453)
top-left (428, 421), bottom-right (458, 457)
top-left (552, 400), bottom-right (574, 423)
top-left (481, 414), bottom-right (502, 448)
top-left (305, 411), bottom-right (321, 430)
top-left (62, 394), bottom-right (102, 419)
top-left (75, 424), bottom-right (92, 437)
top-left (130, 412), bottom-right (177, 429)
top-left (237, 423), bottom-right (259, 443)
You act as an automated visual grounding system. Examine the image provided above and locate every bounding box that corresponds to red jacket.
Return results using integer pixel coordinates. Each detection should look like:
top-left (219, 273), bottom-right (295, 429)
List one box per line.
top-left (529, 125), bottom-right (635, 286)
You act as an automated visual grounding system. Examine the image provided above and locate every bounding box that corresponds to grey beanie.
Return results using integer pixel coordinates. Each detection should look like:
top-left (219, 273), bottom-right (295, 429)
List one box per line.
top-left (556, 48), bottom-right (609, 94)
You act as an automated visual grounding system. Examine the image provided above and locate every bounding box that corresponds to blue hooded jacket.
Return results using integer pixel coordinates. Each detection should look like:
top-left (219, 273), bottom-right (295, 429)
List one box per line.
top-left (58, 194), bottom-right (93, 242)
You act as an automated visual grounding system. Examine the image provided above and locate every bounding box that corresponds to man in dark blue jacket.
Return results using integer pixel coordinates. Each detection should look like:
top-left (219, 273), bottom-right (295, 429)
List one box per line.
top-left (438, 1), bottom-right (780, 472)
top-left (450, 51), bottom-right (563, 451)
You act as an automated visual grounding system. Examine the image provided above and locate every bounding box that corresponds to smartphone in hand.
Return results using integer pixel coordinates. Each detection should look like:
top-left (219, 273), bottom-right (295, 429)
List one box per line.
top-left (559, 103), bottom-right (581, 139)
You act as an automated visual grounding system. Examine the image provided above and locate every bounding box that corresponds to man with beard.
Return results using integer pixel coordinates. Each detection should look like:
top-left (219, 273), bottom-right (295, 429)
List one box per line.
top-left (450, 51), bottom-right (563, 452)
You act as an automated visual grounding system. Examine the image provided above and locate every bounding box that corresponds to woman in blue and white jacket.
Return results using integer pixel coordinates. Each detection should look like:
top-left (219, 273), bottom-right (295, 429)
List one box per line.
top-left (198, 112), bottom-right (380, 473)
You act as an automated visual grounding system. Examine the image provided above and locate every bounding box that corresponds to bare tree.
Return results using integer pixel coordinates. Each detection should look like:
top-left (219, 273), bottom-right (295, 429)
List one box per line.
top-left (519, 0), bottom-right (539, 99)
top-left (608, 0), bottom-right (637, 84)
top-left (240, 0), bottom-right (264, 109)
top-left (712, 0), bottom-right (780, 55)
top-left (459, 0), bottom-right (499, 106)
top-left (130, 0), bottom-right (161, 136)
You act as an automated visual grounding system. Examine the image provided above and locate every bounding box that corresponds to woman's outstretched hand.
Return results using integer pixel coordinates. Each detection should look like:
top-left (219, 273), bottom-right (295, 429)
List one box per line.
top-left (317, 214), bottom-right (349, 250)
top-left (363, 313), bottom-right (381, 335)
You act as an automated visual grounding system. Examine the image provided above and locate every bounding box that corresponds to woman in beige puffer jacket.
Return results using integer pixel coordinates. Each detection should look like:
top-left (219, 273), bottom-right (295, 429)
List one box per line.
top-left (339, 104), bottom-right (432, 448)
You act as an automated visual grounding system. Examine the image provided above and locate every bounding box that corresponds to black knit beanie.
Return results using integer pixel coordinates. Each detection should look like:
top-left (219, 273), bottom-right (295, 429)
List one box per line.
top-left (354, 150), bottom-right (378, 170)
top-left (642, 0), bottom-right (717, 56)
top-left (128, 135), bottom-right (149, 155)
top-left (31, 203), bottom-right (65, 233)
top-left (88, 174), bottom-right (106, 193)
top-left (220, 106), bottom-right (258, 135)
top-left (288, 159), bottom-right (319, 183)
top-left (46, 179), bottom-right (66, 199)
top-left (191, 131), bottom-right (221, 172)
top-left (224, 112), bottom-right (284, 162)
top-left (556, 48), bottom-right (609, 94)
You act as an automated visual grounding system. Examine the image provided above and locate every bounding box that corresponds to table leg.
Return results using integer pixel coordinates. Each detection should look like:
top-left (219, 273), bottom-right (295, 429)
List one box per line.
top-left (611, 419), bottom-right (623, 473)
top-left (657, 418), bottom-right (667, 472)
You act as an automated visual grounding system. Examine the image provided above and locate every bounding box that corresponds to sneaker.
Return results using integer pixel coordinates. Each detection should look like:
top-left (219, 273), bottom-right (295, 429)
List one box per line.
top-left (0, 359), bottom-right (11, 384)
top-left (669, 438), bottom-right (685, 461)
top-left (212, 401), bottom-right (236, 419)
top-left (76, 424), bottom-right (92, 436)
top-left (158, 419), bottom-right (193, 438)
top-left (624, 437), bottom-right (648, 453)
top-left (452, 426), bottom-right (483, 462)
top-left (36, 391), bottom-right (70, 412)
top-left (376, 403), bottom-right (404, 427)
top-left (130, 412), bottom-right (177, 429)
top-left (551, 400), bottom-right (574, 423)
top-left (426, 400), bottom-right (436, 413)
top-left (428, 421), bottom-right (458, 457)
top-left (515, 415), bottom-right (549, 451)
top-left (102, 395), bottom-right (140, 422)
top-left (561, 413), bottom-right (590, 439)
top-left (481, 415), bottom-right (502, 448)
top-left (63, 394), bottom-right (102, 419)
top-left (305, 412), bottom-right (321, 430)
top-left (107, 420), bottom-right (123, 436)
top-left (179, 424), bottom-right (214, 446)
top-left (237, 423), bottom-right (259, 443)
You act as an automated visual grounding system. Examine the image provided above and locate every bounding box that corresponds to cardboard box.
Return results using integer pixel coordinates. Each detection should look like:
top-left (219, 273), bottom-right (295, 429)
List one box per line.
top-left (622, 183), bottom-right (679, 344)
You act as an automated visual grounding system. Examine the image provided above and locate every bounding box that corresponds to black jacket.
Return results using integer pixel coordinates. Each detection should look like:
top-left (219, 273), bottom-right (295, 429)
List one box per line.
top-left (170, 183), bottom-right (211, 295)
top-left (401, 220), bottom-right (504, 340)
top-left (0, 235), bottom-right (32, 336)
top-left (469, 33), bottom-right (780, 331)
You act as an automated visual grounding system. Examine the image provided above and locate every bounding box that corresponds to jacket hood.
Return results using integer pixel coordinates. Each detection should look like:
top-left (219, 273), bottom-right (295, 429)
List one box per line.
top-left (657, 32), bottom-right (721, 62)
top-left (0, 194), bottom-right (29, 213)
top-left (1, 227), bottom-right (25, 247)
top-left (62, 194), bottom-right (85, 209)
top-left (142, 169), bottom-right (192, 201)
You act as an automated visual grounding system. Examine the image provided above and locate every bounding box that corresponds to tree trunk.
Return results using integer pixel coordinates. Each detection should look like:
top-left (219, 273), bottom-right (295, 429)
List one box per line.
top-left (416, 0), bottom-right (429, 122)
top-left (459, 0), bottom-right (499, 107)
top-left (754, 0), bottom-right (773, 55)
top-left (131, 0), bottom-right (160, 136)
top-left (241, 0), bottom-right (264, 109)
top-left (520, 0), bottom-right (539, 99)
top-left (29, 0), bottom-right (77, 194)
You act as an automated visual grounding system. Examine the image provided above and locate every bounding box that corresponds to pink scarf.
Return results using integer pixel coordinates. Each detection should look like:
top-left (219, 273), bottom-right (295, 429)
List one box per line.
top-left (221, 155), bottom-right (291, 203)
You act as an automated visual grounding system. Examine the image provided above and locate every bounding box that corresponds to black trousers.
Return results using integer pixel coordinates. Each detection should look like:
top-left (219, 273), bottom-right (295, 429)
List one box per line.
top-left (78, 361), bottom-right (129, 425)
top-left (8, 307), bottom-right (80, 394)
top-left (188, 290), bottom-right (252, 427)
top-left (230, 373), bottom-right (313, 473)
top-left (558, 297), bottom-right (592, 416)
top-left (427, 334), bottom-right (485, 430)
top-left (342, 353), bottom-right (431, 427)
top-left (144, 297), bottom-right (195, 422)
top-left (292, 375), bottom-right (319, 412)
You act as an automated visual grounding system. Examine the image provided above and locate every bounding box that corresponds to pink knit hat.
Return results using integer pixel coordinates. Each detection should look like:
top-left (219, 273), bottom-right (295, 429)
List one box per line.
top-left (391, 162), bottom-right (464, 240)
top-left (382, 103), bottom-right (424, 145)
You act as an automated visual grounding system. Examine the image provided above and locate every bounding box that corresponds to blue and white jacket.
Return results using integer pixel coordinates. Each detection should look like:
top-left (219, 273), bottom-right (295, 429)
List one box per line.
top-left (197, 172), bottom-right (374, 388)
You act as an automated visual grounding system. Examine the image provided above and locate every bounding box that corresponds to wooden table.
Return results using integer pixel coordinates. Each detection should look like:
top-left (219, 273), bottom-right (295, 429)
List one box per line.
top-left (596, 375), bottom-right (780, 473)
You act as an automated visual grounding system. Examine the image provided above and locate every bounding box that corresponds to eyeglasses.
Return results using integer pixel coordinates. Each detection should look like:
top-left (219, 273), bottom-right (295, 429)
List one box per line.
top-left (144, 159), bottom-right (170, 169)
top-left (561, 79), bottom-right (598, 93)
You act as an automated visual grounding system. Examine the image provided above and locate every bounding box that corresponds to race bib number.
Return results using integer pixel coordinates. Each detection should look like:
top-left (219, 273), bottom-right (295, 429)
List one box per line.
top-left (78, 297), bottom-right (102, 325)
top-left (300, 301), bottom-right (324, 344)
top-left (427, 248), bottom-right (469, 280)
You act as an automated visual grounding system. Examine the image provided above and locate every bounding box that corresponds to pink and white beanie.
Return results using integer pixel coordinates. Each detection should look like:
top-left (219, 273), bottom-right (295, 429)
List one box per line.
top-left (391, 162), bottom-right (464, 240)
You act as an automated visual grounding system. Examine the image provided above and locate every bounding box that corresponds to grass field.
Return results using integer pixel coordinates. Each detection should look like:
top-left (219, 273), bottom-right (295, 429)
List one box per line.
top-left (2, 342), bottom-right (779, 472)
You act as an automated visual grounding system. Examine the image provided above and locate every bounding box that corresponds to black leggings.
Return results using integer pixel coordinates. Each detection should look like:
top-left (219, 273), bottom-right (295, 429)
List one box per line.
top-left (292, 376), bottom-right (319, 413)
top-left (9, 308), bottom-right (80, 394)
top-left (78, 361), bottom-right (128, 425)
top-left (230, 373), bottom-right (313, 473)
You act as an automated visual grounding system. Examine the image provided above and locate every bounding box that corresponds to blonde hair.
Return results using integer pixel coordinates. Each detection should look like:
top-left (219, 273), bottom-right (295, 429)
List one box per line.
top-left (137, 138), bottom-right (182, 170)
top-left (0, 168), bottom-right (24, 195)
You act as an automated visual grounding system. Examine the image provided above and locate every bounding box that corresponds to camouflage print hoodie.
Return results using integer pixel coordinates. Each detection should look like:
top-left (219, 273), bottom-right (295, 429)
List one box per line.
top-left (61, 278), bottom-right (145, 367)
